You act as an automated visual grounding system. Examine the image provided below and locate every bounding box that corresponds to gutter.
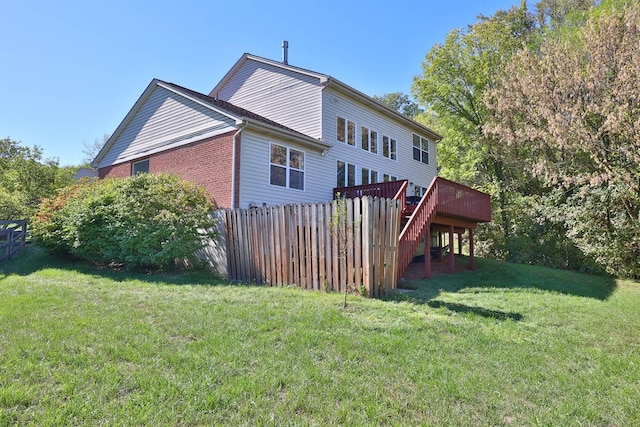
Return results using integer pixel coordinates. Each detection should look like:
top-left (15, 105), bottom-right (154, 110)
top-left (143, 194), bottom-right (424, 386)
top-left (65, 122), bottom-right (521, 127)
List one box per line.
top-left (231, 121), bottom-right (248, 209)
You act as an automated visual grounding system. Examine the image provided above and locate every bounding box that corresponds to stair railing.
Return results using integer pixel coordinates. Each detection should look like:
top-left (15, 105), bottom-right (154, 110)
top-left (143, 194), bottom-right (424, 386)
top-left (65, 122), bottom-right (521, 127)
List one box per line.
top-left (397, 177), bottom-right (439, 279)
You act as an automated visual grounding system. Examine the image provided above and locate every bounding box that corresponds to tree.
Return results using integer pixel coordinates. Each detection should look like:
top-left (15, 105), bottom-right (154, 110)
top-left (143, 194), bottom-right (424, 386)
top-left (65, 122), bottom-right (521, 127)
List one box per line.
top-left (412, 2), bottom-right (538, 252)
top-left (82, 134), bottom-right (110, 166)
top-left (0, 138), bottom-right (75, 219)
top-left (486, 0), bottom-right (640, 277)
top-left (372, 92), bottom-right (423, 118)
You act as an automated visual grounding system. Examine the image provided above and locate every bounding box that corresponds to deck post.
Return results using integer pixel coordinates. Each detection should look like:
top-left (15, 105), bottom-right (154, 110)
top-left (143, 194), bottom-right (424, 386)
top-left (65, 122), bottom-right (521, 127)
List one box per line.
top-left (469, 228), bottom-right (476, 270)
top-left (424, 231), bottom-right (432, 279)
top-left (448, 225), bottom-right (455, 274)
top-left (437, 232), bottom-right (443, 259)
top-left (458, 232), bottom-right (463, 255)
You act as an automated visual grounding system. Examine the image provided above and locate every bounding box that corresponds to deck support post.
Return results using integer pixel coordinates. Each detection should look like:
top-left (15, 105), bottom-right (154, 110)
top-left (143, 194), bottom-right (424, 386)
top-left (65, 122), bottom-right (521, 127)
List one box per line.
top-left (437, 232), bottom-right (443, 259)
top-left (458, 233), bottom-right (463, 255)
top-left (469, 228), bottom-right (476, 270)
top-left (448, 225), bottom-right (455, 274)
top-left (424, 230), bottom-right (432, 279)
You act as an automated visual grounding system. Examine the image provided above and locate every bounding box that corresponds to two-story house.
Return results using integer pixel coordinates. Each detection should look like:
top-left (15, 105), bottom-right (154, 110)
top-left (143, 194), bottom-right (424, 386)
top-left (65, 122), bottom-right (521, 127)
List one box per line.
top-left (94, 53), bottom-right (439, 209)
top-left (93, 50), bottom-right (490, 280)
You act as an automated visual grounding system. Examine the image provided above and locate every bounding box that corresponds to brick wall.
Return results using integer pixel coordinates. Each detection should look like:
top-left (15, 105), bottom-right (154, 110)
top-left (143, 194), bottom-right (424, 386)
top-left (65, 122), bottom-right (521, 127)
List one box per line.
top-left (98, 131), bottom-right (239, 208)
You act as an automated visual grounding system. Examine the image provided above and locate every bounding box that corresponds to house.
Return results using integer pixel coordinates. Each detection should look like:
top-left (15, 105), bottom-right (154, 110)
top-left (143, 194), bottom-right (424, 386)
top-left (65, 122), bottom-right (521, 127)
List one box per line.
top-left (93, 49), bottom-right (490, 280)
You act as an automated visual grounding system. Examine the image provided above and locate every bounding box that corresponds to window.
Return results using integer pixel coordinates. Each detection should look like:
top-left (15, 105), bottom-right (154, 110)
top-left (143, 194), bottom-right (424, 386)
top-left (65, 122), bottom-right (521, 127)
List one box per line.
top-left (132, 159), bottom-right (149, 175)
top-left (347, 120), bottom-right (355, 146)
top-left (361, 127), bottom-right (369, 151)
top-left (361, 127), bottom-right (378, 154)
top-left (337, 117), bottom-right (345, 143)
top-left (337, 116), bottom-right (355, 146)
top-left (382, 135), bottom-right (396, 160)
top-left (413, 134), bottom-right (429, 164)
top-left (270, 143), bottom-right (304, 190)
top-left (370, 131), bottom-right (378, 154)
top-left (336, 161), bottom-right (356, 187)
top-left (361, 168), bottom-right (378, 185)
top-left (362, 167), bottom-right (370, 185)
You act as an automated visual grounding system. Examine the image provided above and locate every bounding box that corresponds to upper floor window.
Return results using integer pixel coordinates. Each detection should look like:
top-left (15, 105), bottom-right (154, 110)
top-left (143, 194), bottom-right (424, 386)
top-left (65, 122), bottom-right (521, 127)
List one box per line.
top-left (270, 143), bottom-right (305, 190)
top-left (382, 136), bottom-right (397, 160)
top-left (337, 116), bottom-right (355, 146)
top-left (413, 134), bottom-right (429, 164)
top-left (132, 159), bottom-right (149, 175)
top-left (361, 127), bottom-right (378, 154)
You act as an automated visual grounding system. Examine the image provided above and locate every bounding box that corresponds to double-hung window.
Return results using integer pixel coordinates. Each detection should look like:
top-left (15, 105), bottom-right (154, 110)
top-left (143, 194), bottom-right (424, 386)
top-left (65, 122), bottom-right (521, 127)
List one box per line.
top-left (337, 116), bottom-right (356, 146)
top-left (413, 134), bottom-right (429, 164)
top-left (382, 136), bottom-right (396, 160)
top-left (336, 160), bottom-right (356, 187)
top-left (270, 143), bottom-right (305, 190)
top-left (361, 127), bottom-right (378, 154)
top-left (361, 168), bottom-right (378, 185)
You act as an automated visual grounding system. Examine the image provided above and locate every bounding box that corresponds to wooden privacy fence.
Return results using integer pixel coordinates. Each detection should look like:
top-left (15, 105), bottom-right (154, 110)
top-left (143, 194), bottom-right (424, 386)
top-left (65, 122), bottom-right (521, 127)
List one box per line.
top-left (0, 220), bottom-right (27, 262)
top-left (223, 197), bottom-right (402, 297)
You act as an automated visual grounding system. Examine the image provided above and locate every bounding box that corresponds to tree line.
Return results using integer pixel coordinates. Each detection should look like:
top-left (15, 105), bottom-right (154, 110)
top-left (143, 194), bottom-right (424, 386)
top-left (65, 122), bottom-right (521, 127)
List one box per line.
top-left (405, 0), bottom-right (638, 278)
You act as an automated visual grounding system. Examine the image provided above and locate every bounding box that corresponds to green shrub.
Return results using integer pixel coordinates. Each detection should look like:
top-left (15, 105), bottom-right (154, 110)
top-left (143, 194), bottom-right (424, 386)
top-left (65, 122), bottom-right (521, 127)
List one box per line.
top-left (32, 173), bottom-right (218, 271)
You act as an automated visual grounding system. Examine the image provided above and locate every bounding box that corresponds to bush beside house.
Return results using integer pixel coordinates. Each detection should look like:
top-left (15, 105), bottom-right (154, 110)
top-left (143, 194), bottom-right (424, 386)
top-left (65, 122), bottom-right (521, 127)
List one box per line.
top-left (32, 173), bottom-right (217, 271)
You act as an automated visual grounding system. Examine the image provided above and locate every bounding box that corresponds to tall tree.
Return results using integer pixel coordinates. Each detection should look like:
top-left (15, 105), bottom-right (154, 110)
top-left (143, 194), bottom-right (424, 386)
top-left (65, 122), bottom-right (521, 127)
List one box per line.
top-left (412, 2), bottom-right (538, 251)
top-left (486, 0), bottom-right (640, 277)
top-left (372, 92), bottom-right (423, 118)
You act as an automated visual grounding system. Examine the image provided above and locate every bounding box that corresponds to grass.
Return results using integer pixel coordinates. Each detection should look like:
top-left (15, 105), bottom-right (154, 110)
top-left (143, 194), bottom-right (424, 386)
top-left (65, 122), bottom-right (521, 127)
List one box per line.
top-left (1, 246), bottom-right (639, 426)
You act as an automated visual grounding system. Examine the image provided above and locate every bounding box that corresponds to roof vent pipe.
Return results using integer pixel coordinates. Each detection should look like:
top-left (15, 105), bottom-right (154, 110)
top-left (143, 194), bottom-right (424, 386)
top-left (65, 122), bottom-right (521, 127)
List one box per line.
top-left (282, 40), bottom-right (288, 65)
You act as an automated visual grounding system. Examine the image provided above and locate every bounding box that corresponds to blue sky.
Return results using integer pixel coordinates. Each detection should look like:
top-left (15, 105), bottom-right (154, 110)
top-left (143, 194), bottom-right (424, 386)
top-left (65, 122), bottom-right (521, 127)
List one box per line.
top-left (0, 0), bottom-right (519, 166)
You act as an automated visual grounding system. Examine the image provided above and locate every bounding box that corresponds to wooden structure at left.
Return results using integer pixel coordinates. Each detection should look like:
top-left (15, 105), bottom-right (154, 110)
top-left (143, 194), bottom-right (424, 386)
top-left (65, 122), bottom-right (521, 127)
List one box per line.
top-left (222, 196), bottom-right (402, 297)
top-left (0, 220), bottom-right (27, 263)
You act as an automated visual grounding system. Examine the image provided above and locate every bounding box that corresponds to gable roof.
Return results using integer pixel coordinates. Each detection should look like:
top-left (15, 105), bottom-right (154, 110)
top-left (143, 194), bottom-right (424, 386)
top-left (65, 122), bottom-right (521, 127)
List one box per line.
top-left (210, 53), bottom-right (442, 142)
top-left (93, 79), bottom-right (331, 167)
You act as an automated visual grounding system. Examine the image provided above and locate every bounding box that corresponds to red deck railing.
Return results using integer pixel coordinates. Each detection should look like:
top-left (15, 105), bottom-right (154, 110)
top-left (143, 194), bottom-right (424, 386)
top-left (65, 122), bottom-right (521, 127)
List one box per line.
top-left (397, 178), bottom-right (439, 280)
top-left (434, 177), bottom-right (491, 222)
top-left (334, 180), bottom-right (408, 215)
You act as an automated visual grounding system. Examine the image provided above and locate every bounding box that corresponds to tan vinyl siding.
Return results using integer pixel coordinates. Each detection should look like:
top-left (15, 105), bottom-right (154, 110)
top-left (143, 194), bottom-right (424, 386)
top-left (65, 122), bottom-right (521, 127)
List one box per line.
top-left (322, 88), bottom-right (437, 193)
top-left (216, 60), bottom-right (323, 139)
top-left (98, 86), bottom-right (237, 168)
top-left (237, 130), bottom-right (332, 209)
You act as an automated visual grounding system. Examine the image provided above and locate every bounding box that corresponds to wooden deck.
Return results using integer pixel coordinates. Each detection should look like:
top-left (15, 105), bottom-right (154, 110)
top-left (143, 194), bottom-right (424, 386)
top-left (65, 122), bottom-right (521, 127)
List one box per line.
top-left (334, 177), bottom-right (491, 280)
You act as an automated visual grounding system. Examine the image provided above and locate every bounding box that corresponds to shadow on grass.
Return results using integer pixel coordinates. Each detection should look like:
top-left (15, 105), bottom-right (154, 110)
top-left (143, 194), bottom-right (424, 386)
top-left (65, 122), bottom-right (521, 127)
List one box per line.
top-left (427, 300), bottom-right (523, 321)
top-left (391, 256), bottom-right (617, 318)
top-left (0, 244), bottom-right (229, 287)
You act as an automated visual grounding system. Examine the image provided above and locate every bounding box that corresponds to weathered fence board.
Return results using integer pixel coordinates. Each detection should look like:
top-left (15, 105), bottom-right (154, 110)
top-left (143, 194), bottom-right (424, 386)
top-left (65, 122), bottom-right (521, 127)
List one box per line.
top-left (222, 197), bottom-right (401, 297)
top-left (0, 220), bottom-right (28, 262)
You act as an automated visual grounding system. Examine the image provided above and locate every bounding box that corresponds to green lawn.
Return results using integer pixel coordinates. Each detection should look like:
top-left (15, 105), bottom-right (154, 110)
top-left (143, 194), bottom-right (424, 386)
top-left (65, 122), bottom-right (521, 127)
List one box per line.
top-left (1, 246), bottom-right (639, 426)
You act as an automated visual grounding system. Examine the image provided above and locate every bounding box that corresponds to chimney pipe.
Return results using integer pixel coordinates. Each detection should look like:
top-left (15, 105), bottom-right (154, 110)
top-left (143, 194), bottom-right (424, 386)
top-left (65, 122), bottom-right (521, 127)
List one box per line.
top-left (282, 40), bottom-right (288, 65)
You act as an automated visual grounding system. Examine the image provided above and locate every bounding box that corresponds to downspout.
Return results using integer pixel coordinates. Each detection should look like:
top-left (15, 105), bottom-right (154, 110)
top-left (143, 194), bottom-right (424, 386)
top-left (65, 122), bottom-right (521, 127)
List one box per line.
top-left (231, 121), bottom-right (248, 209)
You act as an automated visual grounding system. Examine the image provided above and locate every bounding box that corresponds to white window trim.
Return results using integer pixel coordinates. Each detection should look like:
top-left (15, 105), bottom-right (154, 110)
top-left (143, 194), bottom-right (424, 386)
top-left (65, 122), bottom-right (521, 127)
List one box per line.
top-left (269, 142), bottom-right (305, 191)
top-left (336, 115), bottom-right (357, 148)
top-left (360, 126), bottom-right (379, 155)
top-left (336, 160), bottom-right (357, 188)
top-left (382, 135), bottom-right (398, 161)
top-left (413, 133), bottom-right (429, 164)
